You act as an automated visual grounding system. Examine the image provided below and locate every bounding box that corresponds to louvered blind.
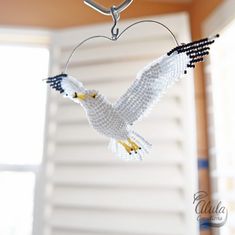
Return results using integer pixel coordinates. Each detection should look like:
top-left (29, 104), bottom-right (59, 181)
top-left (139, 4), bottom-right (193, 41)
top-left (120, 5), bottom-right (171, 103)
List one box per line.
top-left (39, 13), bottom-right (198, 235)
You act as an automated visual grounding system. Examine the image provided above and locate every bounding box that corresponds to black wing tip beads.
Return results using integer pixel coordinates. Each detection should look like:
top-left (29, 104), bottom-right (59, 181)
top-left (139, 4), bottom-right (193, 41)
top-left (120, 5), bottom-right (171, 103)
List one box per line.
top-left (46, 73), bottom-right (67, 94)
top-left (45, 35), bottom-right (219, 160)
top-left (168, 34), bottom-right (219, 74)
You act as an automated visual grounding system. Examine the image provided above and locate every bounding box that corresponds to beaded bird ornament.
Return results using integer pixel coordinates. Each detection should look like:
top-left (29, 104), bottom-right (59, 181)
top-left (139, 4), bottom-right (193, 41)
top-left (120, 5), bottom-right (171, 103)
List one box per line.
top-left (46, 1), bottom-right (219, 160)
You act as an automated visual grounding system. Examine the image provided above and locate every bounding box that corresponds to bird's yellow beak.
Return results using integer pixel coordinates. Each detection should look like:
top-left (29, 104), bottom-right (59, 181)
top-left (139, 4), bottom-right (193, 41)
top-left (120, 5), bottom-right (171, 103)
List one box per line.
top-left (74, 92), bottom-right (86, 100)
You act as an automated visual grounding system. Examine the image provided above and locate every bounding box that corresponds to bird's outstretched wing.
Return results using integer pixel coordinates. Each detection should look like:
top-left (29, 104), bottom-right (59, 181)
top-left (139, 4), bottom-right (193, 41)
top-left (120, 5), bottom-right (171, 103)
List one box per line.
top-left (114, 35), bottom-right (219, 125)
top-left (46, 73), bottom-right (85, 99)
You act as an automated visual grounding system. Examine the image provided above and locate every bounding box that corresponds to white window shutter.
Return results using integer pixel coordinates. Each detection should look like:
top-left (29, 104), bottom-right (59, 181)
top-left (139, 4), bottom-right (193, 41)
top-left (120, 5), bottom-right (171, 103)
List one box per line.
top-left (39, 13), bottom-right (198, 235)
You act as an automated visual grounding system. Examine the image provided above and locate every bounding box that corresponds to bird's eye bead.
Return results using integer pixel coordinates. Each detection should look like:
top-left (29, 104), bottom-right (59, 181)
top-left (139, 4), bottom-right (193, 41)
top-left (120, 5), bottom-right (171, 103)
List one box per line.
top-left (91, 93), bottom-right (97, 99)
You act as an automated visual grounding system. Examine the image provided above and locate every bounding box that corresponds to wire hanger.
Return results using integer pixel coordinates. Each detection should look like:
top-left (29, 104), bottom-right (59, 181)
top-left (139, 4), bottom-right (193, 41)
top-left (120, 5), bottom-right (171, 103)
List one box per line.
top-left (84, 0), bottom-right (132, 17)
top-left (63, 0), bottom-right (180, 74)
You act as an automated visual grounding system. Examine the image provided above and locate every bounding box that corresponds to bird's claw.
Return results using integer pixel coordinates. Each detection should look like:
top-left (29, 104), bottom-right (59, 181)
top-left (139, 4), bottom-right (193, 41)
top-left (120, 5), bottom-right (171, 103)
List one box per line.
top-left (118, 139), bottom-right (141, 155)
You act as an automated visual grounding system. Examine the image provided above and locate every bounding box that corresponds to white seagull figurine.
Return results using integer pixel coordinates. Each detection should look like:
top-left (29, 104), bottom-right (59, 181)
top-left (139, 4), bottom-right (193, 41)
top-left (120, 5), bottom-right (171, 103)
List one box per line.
top-left (46, 35), bottom-right (219, 160)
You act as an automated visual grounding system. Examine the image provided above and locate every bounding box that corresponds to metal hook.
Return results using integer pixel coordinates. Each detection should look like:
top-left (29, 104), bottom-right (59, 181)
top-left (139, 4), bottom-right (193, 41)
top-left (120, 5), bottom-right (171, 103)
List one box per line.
top-left (84, 0), bottom-right (133, 16)
top-left (111, 6), bottom-right (119, 40)
top-left (84, 0), bottom-right (132, 39)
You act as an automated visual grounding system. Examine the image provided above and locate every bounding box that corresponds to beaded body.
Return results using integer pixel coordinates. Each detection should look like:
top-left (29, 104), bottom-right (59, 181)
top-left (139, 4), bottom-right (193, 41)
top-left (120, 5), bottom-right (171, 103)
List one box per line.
top-left (82, 94), bottom-right (129, 140)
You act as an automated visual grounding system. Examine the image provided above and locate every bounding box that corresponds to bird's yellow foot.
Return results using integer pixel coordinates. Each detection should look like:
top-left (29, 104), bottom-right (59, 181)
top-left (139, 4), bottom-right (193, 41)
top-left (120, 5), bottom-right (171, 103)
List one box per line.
top-left (128, 138), bottom-right (141, 153)
top-left (118, 139), bottom-right (141, 154)
top-left (118, 141), bottom-right (133, 155)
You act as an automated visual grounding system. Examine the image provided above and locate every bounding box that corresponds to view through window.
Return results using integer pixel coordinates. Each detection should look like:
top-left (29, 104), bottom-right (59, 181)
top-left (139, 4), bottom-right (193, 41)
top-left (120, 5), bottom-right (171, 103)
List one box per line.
top-left (0, 44), bottom-right (49, 235)
top-left (208, 18), bottom-right (235, 235)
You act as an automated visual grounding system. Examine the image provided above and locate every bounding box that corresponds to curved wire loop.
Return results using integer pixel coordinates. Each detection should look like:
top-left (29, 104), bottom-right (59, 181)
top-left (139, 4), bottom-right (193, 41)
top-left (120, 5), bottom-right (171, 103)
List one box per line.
top-left (63, 20), bottom-right (180, 74)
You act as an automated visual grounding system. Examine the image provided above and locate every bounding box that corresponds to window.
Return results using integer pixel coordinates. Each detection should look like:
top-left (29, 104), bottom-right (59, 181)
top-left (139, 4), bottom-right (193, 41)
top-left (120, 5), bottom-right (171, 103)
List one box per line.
top-left (0, 38), bottom-right (49, 235)
top-left (207, 18), bottom-right (235, 235)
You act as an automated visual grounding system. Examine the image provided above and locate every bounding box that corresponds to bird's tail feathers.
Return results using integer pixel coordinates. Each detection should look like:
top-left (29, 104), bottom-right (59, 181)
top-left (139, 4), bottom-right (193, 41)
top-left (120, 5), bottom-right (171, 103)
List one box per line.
top-left (108, 131), bottom-right (152, 161)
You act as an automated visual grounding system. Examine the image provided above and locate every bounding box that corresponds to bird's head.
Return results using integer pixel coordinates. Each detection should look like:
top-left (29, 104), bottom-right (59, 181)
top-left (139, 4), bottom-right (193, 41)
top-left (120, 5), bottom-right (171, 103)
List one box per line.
top-left (73, 89), bottom-right (103, 109)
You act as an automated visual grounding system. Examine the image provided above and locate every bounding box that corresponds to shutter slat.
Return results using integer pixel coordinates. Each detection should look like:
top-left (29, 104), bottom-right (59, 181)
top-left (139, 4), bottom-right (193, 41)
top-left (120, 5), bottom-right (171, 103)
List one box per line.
top-left (51, 187), bottom-right (184, 212)
top-left (50, 142), bottom-right (183, 165)
top-left (60, 37), bottom-right (171, 65)
top-left (50, 208), bottom-right (184, 235)
top-left (67, 60), bottom-right (159, 81)
top-left (52, 121), bottom-right (183, 143)
top-left (51, 228), bottom-right (184, 235)
top-left (52, 165), bottom-right (184, 188)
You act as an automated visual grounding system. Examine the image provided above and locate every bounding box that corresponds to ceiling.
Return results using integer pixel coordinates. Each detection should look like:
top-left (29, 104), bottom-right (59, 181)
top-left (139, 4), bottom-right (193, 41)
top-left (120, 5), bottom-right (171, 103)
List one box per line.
top-left (147, 0), bottom-right (191, 2)
top-left (0, 0), bottom-right (192, 28)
